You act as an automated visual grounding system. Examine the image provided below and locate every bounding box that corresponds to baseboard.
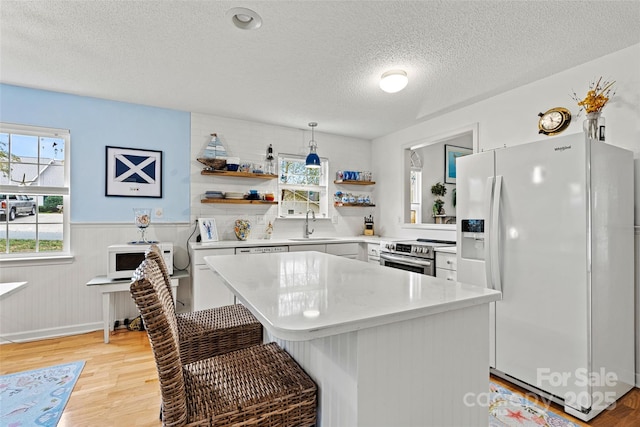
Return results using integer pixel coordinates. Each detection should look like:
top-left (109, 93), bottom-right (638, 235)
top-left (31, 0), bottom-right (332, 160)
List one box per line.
top-left (0, 322), bottom-right (102, 344)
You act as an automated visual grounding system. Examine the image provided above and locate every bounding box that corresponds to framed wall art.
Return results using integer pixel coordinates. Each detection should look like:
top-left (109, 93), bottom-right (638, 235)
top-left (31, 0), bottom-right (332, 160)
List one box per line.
top-left (198, 218), bottom-right (219, 243)
top-left (444, 144), bottom-right (472, 184)
top-left (105, 146), bottom-right (163, 198)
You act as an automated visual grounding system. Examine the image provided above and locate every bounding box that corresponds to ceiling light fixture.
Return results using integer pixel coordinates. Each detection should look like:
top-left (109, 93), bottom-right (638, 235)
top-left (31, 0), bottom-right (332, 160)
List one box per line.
top-left (379, 70), bottom-right (408, 93)
top-left (305, 122), bottom-right (321, 169)
top-left (226, 7), bottom-right (262, 30)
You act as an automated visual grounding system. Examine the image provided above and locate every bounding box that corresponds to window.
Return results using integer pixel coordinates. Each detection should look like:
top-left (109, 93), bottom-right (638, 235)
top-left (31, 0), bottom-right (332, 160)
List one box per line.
top-left (277, 154), bottom-right (328, 218)
top-left (0, 123), bottom-right (70, 256)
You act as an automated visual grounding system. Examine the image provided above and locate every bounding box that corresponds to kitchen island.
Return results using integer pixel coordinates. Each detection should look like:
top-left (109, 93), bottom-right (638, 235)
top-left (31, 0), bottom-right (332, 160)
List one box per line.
top-left (205, 251), bottom-right (501, 427)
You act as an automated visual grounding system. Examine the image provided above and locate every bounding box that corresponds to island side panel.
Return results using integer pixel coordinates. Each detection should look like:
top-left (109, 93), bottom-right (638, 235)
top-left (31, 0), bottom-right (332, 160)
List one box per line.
top-left (266, 330), bottom-right (359, 427)
top-left (357, 303), bottom-right (490, 427)
top-left (267, 303), bottom-right (490, 427)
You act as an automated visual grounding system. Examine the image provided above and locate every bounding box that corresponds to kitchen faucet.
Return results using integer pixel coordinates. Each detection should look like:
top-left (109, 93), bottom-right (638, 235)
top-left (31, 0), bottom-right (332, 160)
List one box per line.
top-left (304, 209), bottom-right (315, 238)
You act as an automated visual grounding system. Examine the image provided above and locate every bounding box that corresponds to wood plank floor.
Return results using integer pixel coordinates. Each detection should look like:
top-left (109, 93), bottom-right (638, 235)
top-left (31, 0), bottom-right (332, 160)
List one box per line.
top-left (1, 330), bottom-right (638, 426)
top-left (0, 330), bottom-right (162, 427)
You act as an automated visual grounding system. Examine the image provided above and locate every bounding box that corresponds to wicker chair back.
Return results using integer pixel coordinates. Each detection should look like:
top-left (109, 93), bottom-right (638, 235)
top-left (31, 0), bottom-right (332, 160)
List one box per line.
top-left (146, 244), bottom-right (174, 308)
top-left (130, 259), bottom-right (187, 426)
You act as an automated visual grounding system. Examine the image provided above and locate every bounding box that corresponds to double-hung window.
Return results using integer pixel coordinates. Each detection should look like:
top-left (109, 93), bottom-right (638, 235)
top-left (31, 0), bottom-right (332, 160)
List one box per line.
top-left (277, 154), bottom-right (328, 218)
top-left (0, 123), bottom-right (70, 256)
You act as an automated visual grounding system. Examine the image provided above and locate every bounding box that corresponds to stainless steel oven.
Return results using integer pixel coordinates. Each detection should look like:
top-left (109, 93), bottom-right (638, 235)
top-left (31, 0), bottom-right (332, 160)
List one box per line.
top-left (379, 240), bottom-right (454, 276)
top-left (380, 252), bottom-right (435, 275)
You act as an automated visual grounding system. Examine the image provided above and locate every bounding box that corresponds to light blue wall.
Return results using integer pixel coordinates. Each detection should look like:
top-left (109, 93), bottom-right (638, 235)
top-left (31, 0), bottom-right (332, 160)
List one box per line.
top-left (0, 84), bottom-right (190, 222)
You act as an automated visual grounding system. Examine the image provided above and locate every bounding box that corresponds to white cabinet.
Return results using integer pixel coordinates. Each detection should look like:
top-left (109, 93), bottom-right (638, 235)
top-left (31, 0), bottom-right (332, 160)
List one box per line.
top-left (190, 247), bottom-right (235, 311)
top-left (435, 251), bottom-right (457, 282)
top-left (367, 243), bottom-right (381, 264)
top-left (288, 242), bottom-right (360, 259)
top-left (326, 242), bottom-right (359, 259)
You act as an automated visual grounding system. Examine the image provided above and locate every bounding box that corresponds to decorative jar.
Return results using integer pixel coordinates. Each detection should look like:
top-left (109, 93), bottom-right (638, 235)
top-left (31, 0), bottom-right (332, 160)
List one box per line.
top-left (234, 219), bottom-right (251, 241)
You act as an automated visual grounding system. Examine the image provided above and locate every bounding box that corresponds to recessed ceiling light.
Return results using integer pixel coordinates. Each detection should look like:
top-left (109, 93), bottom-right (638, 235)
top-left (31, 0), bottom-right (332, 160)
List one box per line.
top-left (379, 70), bottom-right (408, 93)
top-left (226, 7), bottom-right (262, 30)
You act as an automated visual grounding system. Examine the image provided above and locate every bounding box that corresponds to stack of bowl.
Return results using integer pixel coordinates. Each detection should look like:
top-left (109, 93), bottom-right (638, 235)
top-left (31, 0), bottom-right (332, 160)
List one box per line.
top-left (225, 191), bottom-right (244, 200)
top-left (204, 191), bottom-right (224, 199)
top-left (226, 157), bottom-right (240, 171)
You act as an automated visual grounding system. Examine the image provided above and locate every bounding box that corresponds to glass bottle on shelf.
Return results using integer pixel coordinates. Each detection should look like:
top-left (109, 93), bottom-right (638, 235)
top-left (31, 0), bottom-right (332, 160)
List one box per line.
top-left (266, 144), bottom-right (275, 174)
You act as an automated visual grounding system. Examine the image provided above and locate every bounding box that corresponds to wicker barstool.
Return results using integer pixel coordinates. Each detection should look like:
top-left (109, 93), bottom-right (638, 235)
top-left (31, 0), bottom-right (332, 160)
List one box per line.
top-left (146, 244), bottom-right (263, 364)
top-left (130, 259), bottom-right (317, 427)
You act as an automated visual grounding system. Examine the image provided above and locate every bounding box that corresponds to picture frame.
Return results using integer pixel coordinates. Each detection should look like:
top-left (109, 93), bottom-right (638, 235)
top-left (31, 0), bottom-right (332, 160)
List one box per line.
top-left (198, 218), bottom-right (219, 243)
top-left (105, 146), bottom-right (162, 198)
top-left (444, 144), bottom-right (472, 184)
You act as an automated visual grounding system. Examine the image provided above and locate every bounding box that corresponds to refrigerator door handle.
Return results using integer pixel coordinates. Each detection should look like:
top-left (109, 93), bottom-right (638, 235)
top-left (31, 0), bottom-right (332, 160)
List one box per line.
top-left (491, 175), bottom-right (503, 293)
top-left (484, 177), bottom-right (495, 290)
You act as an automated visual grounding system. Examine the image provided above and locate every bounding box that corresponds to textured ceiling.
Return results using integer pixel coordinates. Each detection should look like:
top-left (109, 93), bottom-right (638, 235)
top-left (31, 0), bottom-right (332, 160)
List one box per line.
top-left (1, 1), bottom-right (639, 140)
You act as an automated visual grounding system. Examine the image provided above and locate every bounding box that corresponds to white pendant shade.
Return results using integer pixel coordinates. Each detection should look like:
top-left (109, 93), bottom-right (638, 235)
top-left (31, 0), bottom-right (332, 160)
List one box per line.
top-left (379, 70), bottom-right (408, 93)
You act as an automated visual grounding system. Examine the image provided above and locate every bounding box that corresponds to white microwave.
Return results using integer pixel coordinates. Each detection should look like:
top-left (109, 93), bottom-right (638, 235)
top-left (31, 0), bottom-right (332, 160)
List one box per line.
top-left (107, 242), bottom-right (173, 279)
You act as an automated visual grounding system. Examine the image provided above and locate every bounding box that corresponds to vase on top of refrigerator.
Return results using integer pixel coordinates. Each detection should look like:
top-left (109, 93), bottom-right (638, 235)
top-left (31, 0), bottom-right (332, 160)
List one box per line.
top-left (455, 132), bottom-right (634, 422)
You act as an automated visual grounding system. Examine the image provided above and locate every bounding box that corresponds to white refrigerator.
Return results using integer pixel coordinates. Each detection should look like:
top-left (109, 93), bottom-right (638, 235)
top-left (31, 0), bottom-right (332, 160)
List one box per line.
top-left (456, 133), bottom-right (634, 422)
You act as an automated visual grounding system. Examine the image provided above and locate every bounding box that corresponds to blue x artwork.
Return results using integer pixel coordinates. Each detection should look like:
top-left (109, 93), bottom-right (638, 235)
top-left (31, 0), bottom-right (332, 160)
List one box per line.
top-left (115, 154), bottom-right (156, 183)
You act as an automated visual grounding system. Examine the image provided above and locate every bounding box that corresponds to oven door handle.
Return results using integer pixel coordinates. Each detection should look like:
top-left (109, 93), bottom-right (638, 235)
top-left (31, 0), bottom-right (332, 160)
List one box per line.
top-left (380, 253), bottom-right (432, 267)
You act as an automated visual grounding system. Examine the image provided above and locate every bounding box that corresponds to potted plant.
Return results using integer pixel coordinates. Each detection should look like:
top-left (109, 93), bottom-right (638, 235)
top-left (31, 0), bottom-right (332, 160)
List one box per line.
top-left (431, 182), bottom-right (447, 217)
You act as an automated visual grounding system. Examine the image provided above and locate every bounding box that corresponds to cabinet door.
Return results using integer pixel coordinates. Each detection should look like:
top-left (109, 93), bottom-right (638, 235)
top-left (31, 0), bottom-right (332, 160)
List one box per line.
top-left (191, 247), bottom-right (235, 311)
top-left (436, 267), bottom-right (457, 282)
top-left (288, 244), bottom-right (326, 252)
top-left (367, 243), bottom-right (380, 258)
top-left (435, 252), bottom-right (457, 271)
top-left (326, 243), bottom-right (359, 257)
top-left (192, 265), bottom-right (235, 311)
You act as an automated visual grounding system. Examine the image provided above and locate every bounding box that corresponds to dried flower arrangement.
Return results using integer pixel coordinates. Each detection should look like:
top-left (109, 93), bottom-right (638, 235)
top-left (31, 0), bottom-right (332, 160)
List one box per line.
top-left (571, 77), bottom-right (616, 115)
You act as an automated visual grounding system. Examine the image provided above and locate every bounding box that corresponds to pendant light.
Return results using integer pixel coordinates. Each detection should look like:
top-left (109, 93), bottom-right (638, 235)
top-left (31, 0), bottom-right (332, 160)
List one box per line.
top-left (305, 122), bottom-right (321, 168)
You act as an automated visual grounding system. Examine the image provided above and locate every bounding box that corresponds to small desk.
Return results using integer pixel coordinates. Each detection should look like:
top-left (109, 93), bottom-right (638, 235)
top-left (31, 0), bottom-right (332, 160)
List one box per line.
top-left (87, 270), bottom-right (188, 343)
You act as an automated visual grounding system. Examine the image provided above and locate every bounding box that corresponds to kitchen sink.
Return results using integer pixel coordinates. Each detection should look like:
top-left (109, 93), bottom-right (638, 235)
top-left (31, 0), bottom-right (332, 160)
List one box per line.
top-left (289, 237), bottom-right (340, 241)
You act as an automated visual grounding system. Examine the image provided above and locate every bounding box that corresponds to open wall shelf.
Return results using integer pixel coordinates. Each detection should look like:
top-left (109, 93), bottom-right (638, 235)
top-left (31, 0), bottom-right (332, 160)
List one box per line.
top-left (334, 203), bottom-right (376, 207)
top-left (201, 198), bottom-right (277, 205)
top-left (334, 180), bottom-right (375, 185)
top-left (201, 170), bottom-right (278, 179)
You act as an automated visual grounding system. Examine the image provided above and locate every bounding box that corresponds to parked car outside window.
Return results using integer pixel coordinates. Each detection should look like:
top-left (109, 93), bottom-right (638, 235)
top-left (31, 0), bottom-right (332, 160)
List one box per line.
top-left (0, 194), bottom-right (37, 221)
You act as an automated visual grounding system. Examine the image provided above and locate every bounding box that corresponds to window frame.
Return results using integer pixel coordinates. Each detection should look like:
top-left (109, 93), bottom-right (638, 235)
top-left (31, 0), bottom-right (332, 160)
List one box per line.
top-left (410, 168), bottom-right (422, 224)
top-left (277, 153), bottom-right (329, 219)
top-left (0, 122), bottom-right (71, 260)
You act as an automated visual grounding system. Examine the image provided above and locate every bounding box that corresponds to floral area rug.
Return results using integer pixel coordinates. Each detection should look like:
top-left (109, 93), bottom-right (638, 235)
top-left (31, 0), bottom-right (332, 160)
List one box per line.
top-left (0, 360), bottom-right (85, 427)
top-left (490, 382), bottom-right (579, 427)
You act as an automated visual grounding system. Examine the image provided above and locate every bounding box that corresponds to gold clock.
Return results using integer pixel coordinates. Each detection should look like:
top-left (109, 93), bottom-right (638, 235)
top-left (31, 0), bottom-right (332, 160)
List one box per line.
top-left (538, 107), bottom-right (572, 136)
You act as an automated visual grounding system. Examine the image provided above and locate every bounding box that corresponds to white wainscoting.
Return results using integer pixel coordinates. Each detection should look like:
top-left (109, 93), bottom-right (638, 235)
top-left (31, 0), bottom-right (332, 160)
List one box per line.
top-left (0, 222), bottom-right (193, 343)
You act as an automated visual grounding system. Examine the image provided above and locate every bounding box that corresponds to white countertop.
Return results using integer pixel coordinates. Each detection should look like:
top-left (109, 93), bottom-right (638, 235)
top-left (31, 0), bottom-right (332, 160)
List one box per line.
top-left (435, 246), bottom-right (457, 254)
top-left (205, 251), bottom-right (500, 341)
top-left (189, 235), bottom-right (391, 250)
